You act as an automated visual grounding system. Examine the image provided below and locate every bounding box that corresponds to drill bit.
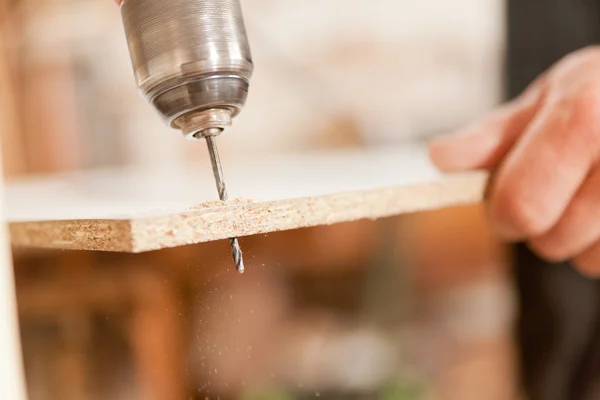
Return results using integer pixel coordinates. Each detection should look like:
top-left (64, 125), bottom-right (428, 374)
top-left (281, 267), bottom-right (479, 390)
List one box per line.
top-left (204, 131), bottom-right (245, 274)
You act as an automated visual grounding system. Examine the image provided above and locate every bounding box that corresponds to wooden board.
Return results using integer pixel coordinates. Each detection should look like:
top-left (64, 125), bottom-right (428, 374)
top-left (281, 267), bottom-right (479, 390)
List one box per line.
top-left (4, 144), bottom-right (488, 253)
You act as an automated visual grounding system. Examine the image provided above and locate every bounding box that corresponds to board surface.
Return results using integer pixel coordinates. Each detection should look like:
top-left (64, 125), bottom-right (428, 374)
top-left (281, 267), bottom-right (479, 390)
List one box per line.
top-left (4, 144), bottom-right (488, 252)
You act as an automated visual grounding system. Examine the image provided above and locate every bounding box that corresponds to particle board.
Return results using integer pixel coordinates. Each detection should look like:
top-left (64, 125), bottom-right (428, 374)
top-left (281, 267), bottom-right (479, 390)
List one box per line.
top-left (4, 144), bottom-right (489, 253)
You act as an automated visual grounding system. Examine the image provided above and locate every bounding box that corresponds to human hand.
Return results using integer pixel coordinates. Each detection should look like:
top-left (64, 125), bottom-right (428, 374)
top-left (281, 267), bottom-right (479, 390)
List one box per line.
top-left (429, 46), bottom-right (600, 277)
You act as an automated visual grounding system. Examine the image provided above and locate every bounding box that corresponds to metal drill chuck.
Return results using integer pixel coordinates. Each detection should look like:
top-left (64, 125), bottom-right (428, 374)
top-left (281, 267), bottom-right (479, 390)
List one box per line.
top-left (120, 0), bottom-right (254, 137)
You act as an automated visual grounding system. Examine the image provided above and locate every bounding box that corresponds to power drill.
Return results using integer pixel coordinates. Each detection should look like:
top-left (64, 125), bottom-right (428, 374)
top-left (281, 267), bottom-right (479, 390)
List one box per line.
top-left (119, 0), bottom-right (254, 273)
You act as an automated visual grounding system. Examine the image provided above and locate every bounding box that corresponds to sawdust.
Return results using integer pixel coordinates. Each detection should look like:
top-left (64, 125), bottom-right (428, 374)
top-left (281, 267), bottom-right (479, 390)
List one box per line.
top-left (110, 198), bottom-right (257, 220)
top-left (186, 198), bottom-right (255, 210)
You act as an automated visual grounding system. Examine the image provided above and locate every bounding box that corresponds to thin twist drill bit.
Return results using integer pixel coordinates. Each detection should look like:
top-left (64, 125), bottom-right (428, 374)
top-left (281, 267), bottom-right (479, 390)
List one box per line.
top-left (205, 134), bottom-right (245, 274)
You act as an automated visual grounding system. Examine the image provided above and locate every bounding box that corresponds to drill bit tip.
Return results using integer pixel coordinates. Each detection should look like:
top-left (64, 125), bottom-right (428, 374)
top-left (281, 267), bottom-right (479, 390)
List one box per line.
top-left (230, 238), bottom-right (245, 274)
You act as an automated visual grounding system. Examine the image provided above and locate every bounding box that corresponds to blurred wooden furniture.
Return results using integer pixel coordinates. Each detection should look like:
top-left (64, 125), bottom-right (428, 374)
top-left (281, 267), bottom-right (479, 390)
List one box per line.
top-left (15, 250), bottom-right (190, 400)
top-left (13, 221), bottom-right (385, 400)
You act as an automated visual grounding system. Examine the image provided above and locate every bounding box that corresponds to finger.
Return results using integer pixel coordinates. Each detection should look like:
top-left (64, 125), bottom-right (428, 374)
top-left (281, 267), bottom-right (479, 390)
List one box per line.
top-left (530, 166), bottom-right (600, 261)
top-left (428, 86), bottom-right (543, 172)
top-left (489, 87), bottom-right (600, 240)
top-left (574, 240), bottom-right (600, 278)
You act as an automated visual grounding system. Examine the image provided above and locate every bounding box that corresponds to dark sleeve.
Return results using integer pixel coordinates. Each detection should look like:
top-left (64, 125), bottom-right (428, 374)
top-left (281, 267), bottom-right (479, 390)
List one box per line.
top-left (507, 0), bottom-right (600, 99)
top-left (506, 1), bottom-right (600, 399)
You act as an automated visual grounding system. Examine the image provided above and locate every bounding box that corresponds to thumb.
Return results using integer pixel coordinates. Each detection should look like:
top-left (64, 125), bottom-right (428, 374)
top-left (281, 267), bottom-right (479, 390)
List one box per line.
top-left (428, 89), bottom-right (542, 172)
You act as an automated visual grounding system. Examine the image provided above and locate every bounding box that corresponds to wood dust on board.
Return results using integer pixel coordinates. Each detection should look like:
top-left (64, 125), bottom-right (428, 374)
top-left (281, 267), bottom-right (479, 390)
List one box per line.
top-left (186, 198), bottom-right (255, 210)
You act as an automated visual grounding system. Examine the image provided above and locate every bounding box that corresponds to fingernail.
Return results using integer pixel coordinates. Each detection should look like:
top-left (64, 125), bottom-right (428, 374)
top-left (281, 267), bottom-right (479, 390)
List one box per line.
top-left (434, 124), bottom-right (484, 143)
top-left (428, 128), bottom-right (486, 171)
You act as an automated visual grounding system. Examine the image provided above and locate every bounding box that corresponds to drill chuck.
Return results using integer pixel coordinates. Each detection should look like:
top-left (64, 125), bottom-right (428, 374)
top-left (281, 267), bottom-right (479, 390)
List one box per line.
top-left (120, 0), bottom-right (254, 138)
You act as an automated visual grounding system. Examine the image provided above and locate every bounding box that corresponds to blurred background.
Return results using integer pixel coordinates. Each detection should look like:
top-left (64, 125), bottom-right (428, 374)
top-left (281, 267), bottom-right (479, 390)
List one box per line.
top-left (0, 0), bottom-right (515, 399)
